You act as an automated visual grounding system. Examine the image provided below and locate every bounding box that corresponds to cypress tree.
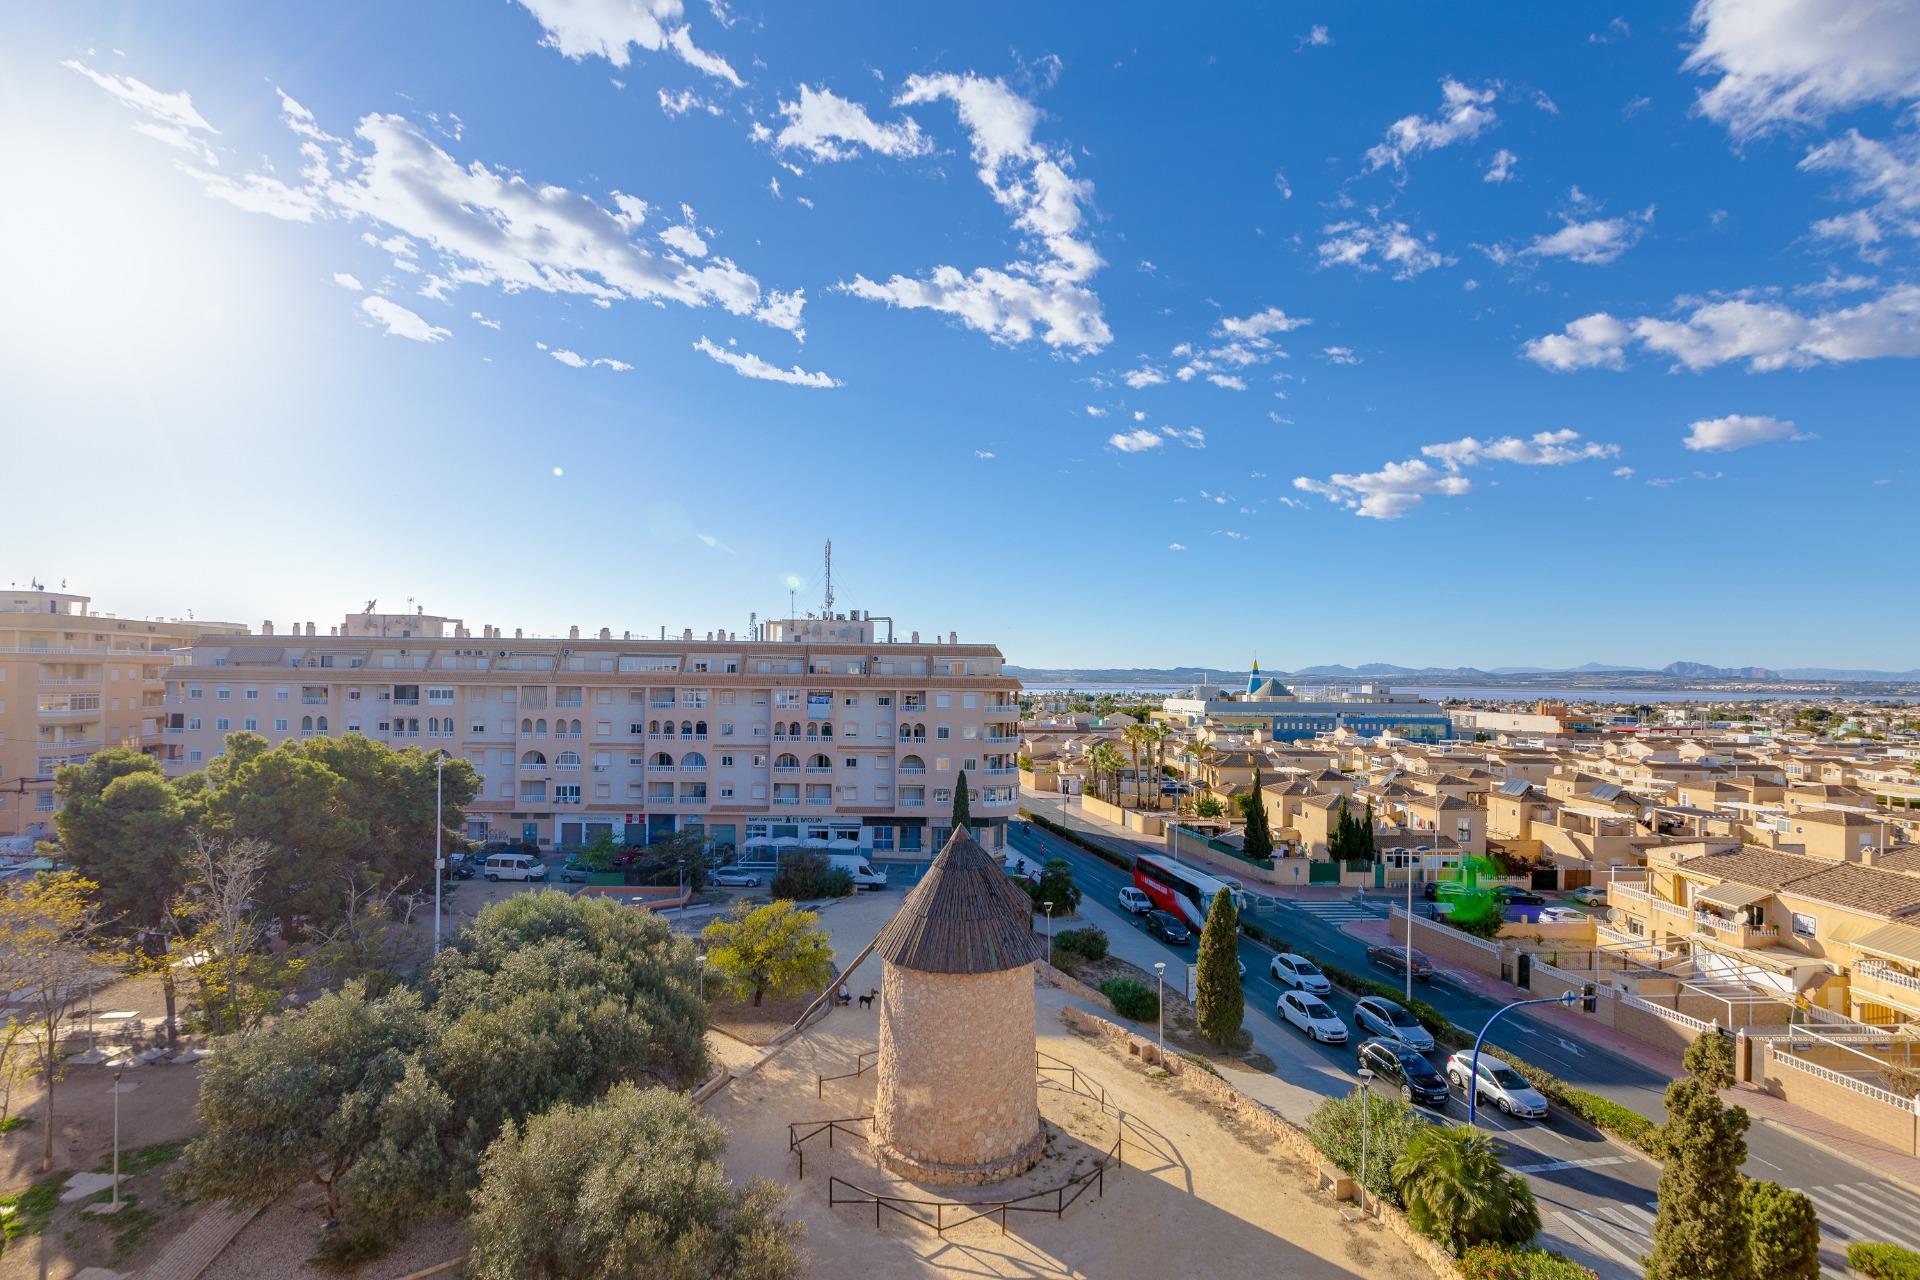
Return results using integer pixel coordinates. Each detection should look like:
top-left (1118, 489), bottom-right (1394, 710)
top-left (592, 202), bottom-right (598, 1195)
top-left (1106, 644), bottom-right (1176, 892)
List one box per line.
top-left (1331, 799), bottom-right (1352, 862)
top-left (1362, 801), bottom-right (1377, 862)
top-left (952, 770), bottom-right (972, 829)
top-left (1194, 889), bottom-right (1244, 1046)
top-left (1242, 769), bottom-right (1274, 861)
top-left (1648, 1044), bottom-right (1753, 1280)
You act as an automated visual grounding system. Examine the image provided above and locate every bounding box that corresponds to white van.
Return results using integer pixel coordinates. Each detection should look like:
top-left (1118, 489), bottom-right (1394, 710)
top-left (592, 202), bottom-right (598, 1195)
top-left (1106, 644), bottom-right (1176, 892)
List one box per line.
top-left (825, 852), bottom-right (887, 891)
top-left (482, 852), bottom-right (548, 882)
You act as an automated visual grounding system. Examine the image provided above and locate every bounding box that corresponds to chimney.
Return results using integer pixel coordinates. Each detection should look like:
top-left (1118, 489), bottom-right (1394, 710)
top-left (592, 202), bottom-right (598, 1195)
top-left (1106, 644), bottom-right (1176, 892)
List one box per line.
top-left (683, 629), bottom-right (693, 641)
top-left (306, 621), bottom-right (317, 637)
top-left (262, 621), bottom-right (274, 636)
top-left (623, 631), bottom-right (632, 641)
top-left (911, 631), bottom-right (920, 643)
top-left (949, 631), bottom-right (957, 645)
top-left (515, 628), bottom-right (524, 640)
top-left (598, 627), bottom-right (611, 641)
top-left (568, 625), bottom-right (580, 640)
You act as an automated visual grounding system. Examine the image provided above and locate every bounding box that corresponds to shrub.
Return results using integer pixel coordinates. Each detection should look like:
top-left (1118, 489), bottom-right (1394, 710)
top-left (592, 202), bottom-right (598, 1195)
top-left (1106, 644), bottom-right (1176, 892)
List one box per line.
top-left (1742, 1179), bottom-right (1820, 1280)
top-left (1304, 1090), bottom-right (1426, 1207)
top-left (1099, 977), bottom-right (1159, 1022)
top-left (1850, 1242), bottom-right (1920, 1280)
top-left (1394, 1125), bottom-right (1540, 1256)
top-left (769, 853), bottom-right (854, 900)
top-left (1022, 858), bottom-right (1082, 914)
top-left (1054, 927), bottom-right (1108, 961)
top-left (1458, 1244), bottom-right (1598, 1280)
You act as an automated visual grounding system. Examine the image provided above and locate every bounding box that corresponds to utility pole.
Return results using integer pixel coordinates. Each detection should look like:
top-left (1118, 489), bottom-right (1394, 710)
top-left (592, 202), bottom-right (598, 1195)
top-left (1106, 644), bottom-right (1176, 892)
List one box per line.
top-left (822, 539), bottom-right (834, 616)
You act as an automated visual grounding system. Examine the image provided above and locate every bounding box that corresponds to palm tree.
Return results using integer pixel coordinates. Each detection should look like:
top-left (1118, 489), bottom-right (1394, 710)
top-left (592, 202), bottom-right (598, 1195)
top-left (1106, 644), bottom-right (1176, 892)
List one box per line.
top-left (1393, 1125), bottom-right (1540, 1257)
top-left (1090, 743), bottom-right (1126, 805)
top-left (1143, 722), bottom-right (1170, 810)
top-left (1122, 724), bottom-right (1148, 812)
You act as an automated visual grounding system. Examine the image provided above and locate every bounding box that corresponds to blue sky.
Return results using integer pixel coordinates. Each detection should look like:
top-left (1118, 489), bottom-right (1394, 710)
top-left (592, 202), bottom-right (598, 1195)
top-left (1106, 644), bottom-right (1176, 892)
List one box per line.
top-left (5, 1), bottom-right (1917, 670)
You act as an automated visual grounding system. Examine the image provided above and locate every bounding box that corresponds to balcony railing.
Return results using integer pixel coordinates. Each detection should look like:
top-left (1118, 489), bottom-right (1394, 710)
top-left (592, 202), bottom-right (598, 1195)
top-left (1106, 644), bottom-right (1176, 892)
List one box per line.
top-left (805, 766), bottom-right (833, 774)
top-left (900, 797), bottom-right (925, 807)
top-left (1856, 960), bottom-right (1920, 994)
top-left (773, 797), bottom-right (801, 806)
top-left (301, 696), bottom-right (329, 705)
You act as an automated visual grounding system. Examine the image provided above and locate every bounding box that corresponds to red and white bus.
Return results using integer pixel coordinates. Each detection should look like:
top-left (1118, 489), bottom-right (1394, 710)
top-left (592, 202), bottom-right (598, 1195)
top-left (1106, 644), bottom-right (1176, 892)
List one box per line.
top-left (1133, 854), bottom-right (1244, 930)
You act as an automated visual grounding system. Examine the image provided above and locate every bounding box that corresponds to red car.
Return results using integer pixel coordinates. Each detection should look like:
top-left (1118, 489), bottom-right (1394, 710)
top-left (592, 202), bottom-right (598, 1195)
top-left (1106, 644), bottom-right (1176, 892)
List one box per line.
top-left (1366, 943), bottom-right (1434, 982)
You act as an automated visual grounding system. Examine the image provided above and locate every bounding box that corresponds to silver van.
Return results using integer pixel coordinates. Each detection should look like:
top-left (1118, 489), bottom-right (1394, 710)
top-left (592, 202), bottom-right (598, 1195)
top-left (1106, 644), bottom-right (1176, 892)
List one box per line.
top-left (482, 853), bottom-right (548, 882)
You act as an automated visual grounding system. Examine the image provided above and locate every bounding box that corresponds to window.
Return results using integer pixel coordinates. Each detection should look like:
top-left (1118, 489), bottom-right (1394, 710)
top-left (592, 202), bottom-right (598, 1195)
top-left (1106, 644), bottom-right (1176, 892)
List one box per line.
top-left (1791, 912), bottom-right (1817, 939)
top-left (188, 750), bottom-right (203, 763)
top-left (188, 686), bottom-right (203, 700)
top-left (244, 717), bottom-right (258, 731)
top-left (936, 693), bottom-right (951, 709)
top-left (844, 757), bottom-right (858, 769)
top-left (188, 716), bottom-right (201, 731)
top-left (555, 784), bottom-right (581, 805)
top-left (963, 757), bottom-right (978, 771)
top-left (274, 718), bottom-right (288, 732)
top-left (556, 751), bottom-right (581, 770)
top-left (216, 687), bottom-right (231, 700)
top-left (275, 686), bottom-right (289, 700)
top-left (245, 688), bottom-right (259, 700)
top-left (720, 755), bottom-right (735, 767)
top-left (936, 726), bottom-right (951, 740)
top-left (935, 756), bottom-right (951, 771)
top-left (719, 721), bottom-right (735, 736)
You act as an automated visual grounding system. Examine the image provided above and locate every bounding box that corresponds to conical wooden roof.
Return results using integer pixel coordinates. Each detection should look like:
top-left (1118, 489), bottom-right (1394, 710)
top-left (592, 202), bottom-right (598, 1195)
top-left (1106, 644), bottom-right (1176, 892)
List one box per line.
top-left (872, 827), bottom-right (1042, 975)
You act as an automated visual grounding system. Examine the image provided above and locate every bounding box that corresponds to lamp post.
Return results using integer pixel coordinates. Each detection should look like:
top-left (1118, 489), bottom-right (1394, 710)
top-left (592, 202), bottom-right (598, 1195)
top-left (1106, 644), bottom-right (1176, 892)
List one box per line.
top-left (433, 752), bottom-right (449, 957)
top-left (697, 952), bottom-right (708, 1001)
top-left (1465, 992), bottom-right (1579, 1126)
top-left (1153, 961), bottom-right (1167, 1062)
top-left (1405, 861), bottom-right (1416, 1002)
top-left (109, 1061), bottom-right (124, 1212)
top-left (1042, 901), bottom-right (1055, 966)
top-left (1356, 1065), bottom-right (1374, 1206)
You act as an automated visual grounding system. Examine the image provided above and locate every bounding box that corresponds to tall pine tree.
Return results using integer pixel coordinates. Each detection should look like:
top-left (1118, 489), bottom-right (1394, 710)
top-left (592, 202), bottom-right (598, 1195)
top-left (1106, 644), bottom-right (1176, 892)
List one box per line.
top-left (1242, 769), bottom-right (1274, 861)
top-left (952, 770), bottom-right (972, 829)
top-left (1194, 889), bottom-right (1244, 1046)
top-left (1648, 1035), bottom-right (1753, 1280)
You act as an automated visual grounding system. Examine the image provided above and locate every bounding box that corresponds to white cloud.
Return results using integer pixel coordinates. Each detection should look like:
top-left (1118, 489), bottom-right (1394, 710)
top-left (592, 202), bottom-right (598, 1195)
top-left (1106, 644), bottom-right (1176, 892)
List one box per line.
top-left (837, 72), bottom-right (1109, 351)
top-left (513, 0), bottom-right (742, 86)
top-left (332, 272), bottom-right (364, 291)
top-left (1219, 306), bottom-right (1311, 339)
top-left (974, 450), bottom-right (996, 460)
top-left (1318, 219), bottom-right (1451, 278)
top-left (1084, 405), bottom-right (1108, 417)
top-left (1296, 429), bottom-right (1617, 519)
top-left (773, 84), bottom-right (930, 161)
top-left (1108, 428), bottom-right (1164, 453)
top-left (360, 295), bottom-right (450, 343)
top-left (1322, 345), bottom-right (1361, 365)
top-left (1168, 543), bottom-right (1188, 552)
top-left (692, 336), bottom-right (840, 387)
top-left (1683, 414), bottom-right (1803, 451)
top-left (545, 345), bottom-right (630, 371)
top-left (1800, 127), bottom-right (1920, 247)
top-left (471, 311), bottom-right (502, 330)
top-left (1365, 78), bottom-right (1500, 172)
top-left (1685, 0), bottom-right (1920, 138)
top-left (63, 61), bottom-right (219, 163)
top-left (1301, 25), bottom-right (1333, 48)
top-left (658, 87), bottom-right (723, 117)
top-left (1484, 148), bottom-right (1518, 183)
top-left (1524, 285), bottom-right (1920, 372)
top-left (1523, 213), bottom-right (1648, 264)
top-left (1206, 374), bottom-right (1246, 391)
top-left (659, 223), bottom-right (709, 257)
top-left (1161, 426), bottom-right (1206, 448)
top-left (1811, 208), bottom-right (1885, 253)
top-left (549, 347), bottom-right (587, 367)
top-left (1613, 465), bottom-right (1636, 478)
top-left (1123, 366), bottom-right (1166, 389)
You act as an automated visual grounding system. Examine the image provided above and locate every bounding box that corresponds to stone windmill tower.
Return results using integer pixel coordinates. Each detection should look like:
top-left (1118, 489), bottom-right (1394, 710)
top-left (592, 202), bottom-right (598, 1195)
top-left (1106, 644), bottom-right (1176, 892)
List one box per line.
top-left (869, 827), bottom-right (1044, 1185)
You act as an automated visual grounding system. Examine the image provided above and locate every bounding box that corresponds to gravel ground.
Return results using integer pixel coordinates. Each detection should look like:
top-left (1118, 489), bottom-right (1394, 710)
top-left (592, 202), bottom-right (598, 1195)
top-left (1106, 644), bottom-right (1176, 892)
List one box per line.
top-left (200, 1184), bottom-right (465, 1280)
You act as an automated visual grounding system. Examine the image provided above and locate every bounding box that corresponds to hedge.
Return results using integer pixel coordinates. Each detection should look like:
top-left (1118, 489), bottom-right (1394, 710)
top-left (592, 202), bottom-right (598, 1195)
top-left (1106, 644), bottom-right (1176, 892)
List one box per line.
top-left (1055, 926), bottom-right (1109, 961)
top-left (1019, 809), bottom-right (1136, 872)
top-left (1458, 1244), bottom-right (1598, 1280)
top-left (1099, 977), bottom-right (1160, 1022)
top-left (1850, 1242), bottom-right (1920, 1280)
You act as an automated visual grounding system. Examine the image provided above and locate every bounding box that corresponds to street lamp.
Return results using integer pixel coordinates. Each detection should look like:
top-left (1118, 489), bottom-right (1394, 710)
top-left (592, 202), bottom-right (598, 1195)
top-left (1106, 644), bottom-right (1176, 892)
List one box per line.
top-left (433, 752), bottom-right (450, 956)
top-left (1153, 961), bottom-right (1167, 1062)
top-left (1464, 992), bottom-right (1579, 1126)
top-left (108, 1061), bottom-right (124, 1213)
top-left (1042, 901), bottom-right (1055, 966)
top-left (697, 952), bottom-right (708, 1001)
top-left (1356, 1065), bottom-right (1375, 1206)
top-left (1405, 859), bottom-right (1416, 1002)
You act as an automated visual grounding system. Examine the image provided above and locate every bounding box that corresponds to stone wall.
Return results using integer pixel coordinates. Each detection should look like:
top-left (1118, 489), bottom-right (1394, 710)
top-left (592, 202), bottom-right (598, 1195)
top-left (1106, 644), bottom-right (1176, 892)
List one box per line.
top-left (1058, 1005), bottom-right (1459, 1279)
top-left (874, 960), bottom-right (1042, 1185)
top-left (1388, 911), bottom-right (1504, 979)
top-left (1760, 1042), bottom-right (1920, 1157)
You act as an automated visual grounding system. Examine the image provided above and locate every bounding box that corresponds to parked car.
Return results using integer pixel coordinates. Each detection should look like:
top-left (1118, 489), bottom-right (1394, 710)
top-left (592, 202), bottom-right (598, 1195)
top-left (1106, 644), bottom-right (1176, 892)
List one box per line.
top-left (1269, 952), bottom-right (1331, 994)
top-left (1494, 886), bottom-right (1546, 906)
top-left (1117, 886), bottom-right (1152, 915)
top-left (1569, 885), bottom-right (1609, 906)
top-left (482, 852), bottom-right (548, 882)
top-left (558, 857), bottom-right (595, 883)
top-left (1144, 910), bottom-right (1192, 945)
top-left (1278, 990), bottom-right (1348, 1044)
top-left (1358, 1038), bottom-right (1449, 1107)
top-left (1352, 995), bottom-right (1436, 1053)
top-left (711, 867), bottom-right (761, 887)
top-left (1445, 1051), bottom-right (1549, 1119)
top-left (1365, 943), bottom-right (1434, 982)
top-left (1537, 906), bottom-right (1589, 924)
top-left (444, 852), bottom-right (476, 880)
top-left (1422, 881), bottom-right (1470, 902)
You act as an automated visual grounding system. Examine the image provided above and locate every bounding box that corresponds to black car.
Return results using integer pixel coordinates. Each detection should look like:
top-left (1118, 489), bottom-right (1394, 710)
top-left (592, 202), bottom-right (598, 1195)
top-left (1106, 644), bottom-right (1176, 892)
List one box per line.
top-left (443, 852), bottom-right (476, 880)
top-left (1357, 1038), bottom-right (1450, 1107)
top-left (1494, 886), bottom-right (1546, 906)
top-left (1365, 943), bottom-right (1434, 982)
top-left (1422, 881), bottom-right (1471, 902)
top-left (1144, 910), bottom-right (1193, 945)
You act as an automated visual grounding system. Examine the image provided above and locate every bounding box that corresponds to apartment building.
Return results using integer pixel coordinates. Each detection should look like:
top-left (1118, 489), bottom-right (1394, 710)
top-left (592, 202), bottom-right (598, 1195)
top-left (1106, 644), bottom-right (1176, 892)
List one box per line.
top-left (0, 588), bottom-right (246, 840)
top-left (157, 607), bottom-right (1020, 856)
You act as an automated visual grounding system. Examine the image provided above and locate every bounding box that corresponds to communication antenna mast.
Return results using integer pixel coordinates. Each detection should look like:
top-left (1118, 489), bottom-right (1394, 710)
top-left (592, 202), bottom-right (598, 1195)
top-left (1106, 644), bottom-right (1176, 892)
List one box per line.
top-left (822, 540), bottom-right (834, 617)
top-left (749, 611), bottom-right (757, 642)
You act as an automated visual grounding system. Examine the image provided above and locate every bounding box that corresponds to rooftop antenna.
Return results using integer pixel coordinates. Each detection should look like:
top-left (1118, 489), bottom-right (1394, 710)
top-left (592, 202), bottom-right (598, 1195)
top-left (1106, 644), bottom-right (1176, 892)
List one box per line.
top-left (822, 539), bottom-right (834, 617)
top-left (363, 598), bottom-right (377, 615)
top-left (749, 610), bottom-right (758, 641)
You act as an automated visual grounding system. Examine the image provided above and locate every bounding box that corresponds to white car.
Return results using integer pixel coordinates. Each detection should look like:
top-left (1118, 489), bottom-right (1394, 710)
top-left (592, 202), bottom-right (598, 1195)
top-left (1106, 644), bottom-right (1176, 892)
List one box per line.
top-left (1445, 1051), bottom-right (1549, 1119)
top-left (1351, 996), bottom-right (1436, 1054)
top-left (1117, 886), bottom-right (1152, 915)
top-left (1269, 952), bottom-right (1332, 995)
top-left (710, 868), bottom-right (761, 887)
top-left (1537, 906), bottom-right (1588, 924)
top-left (1278, 991), bottom-right (1348, 1044)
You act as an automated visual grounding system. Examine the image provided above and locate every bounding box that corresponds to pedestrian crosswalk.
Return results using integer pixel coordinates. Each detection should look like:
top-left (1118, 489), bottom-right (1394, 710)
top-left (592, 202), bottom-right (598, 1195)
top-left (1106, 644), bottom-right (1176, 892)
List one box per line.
top-left (1277, 898), bottom-right (1385, 924)
top-left (1546, 1180), bottom-right (1920, 1280)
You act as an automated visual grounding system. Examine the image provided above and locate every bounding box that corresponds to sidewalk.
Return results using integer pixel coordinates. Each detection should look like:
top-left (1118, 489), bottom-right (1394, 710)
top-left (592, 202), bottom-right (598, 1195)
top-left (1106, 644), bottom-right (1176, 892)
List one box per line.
top-left (1342, 917), bottom-right (1920, 1193)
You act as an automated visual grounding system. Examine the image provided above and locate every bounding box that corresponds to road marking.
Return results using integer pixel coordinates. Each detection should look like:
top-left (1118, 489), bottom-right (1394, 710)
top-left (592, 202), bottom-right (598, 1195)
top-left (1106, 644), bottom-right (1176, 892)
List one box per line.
top-left (1550, 1210), bottom-right (1641, 1271)
top-left (1509, 1155), bottom-right (1634, 1174)
top-left (1803, 1184), bottom-right (1920, 1255)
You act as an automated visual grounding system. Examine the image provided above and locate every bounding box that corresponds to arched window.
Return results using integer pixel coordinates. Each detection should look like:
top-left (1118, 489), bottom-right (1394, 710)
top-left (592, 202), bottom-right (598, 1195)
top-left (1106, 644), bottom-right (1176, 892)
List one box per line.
top-left (301, 715), bottom-right (313, 732)
top-left (652, 751), bottom-right (674, 768)
top-left (556, 751), bottom-right (580, 770)
top-left (790, 722), bottom-right (801, 738)
top-left (679, 720), bottom-right (692, 738)
top-left (427, 717), bottom-right (440, 736)
top-left (775, 753), bottom-right (799, 769)
top-left (695, 720), bottom-right (707, 737)
top-left (536, 718), bottom-right (548, 735)
top-left (901, 754), bottom-right (925, 772)
top-left (521, 750), bottom-right (547, 766)
top-left (913, 723), bottom-right (927, 741)
top-left (899, 724), bottom-right (912, 741)
top-left (522, 718), bottom-right (533, 735)
top-left (682, 752), bottom-right (706, 769)
top-left (809, 753), bottom-right (831, 770)
top-left (317, 716), bottom-right (329, 733)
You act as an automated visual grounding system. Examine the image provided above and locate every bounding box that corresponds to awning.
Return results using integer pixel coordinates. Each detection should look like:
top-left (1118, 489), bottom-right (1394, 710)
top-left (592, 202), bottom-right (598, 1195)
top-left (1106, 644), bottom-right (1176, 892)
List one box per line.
top-left (799, 836), bottom-right (830, 848)
top-left (769, 836), bottom-right (801, 849)
top-left (827, 838), bottom-right (861, 850)
top-left (1695, 883), bottom-right (1774, 911)
top-left (1851, 922), bottom-right (1920, 969)
top-left (740, 836), bottom-right (775, 850)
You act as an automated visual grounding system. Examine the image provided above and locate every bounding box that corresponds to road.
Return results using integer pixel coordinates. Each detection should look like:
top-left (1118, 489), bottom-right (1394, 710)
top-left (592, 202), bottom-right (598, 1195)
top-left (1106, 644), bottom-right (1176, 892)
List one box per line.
top-left (1006, 795), bottom-right (1920, 1279)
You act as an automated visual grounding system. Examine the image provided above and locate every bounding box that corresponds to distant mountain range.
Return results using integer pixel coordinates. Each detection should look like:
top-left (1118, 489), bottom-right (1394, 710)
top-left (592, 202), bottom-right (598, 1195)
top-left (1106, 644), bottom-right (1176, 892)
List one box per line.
top-left (1006, 661), bottom-right (1920, 688)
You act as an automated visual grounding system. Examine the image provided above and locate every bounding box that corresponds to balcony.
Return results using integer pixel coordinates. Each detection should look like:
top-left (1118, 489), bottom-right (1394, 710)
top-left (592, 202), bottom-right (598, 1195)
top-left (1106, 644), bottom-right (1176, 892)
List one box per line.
top-left (1692, 912), bottom-right (1779, 948)
top-left (773, 797), bottom-right (801, 806)
top-left (301, 696), bottom-right (329, 705)
top-left (805, 766), bottom-right (833, 775)
top-left (773, 765), bottom-right (800, 775)
top-left (1854, 960), bottom-right (1920, 1001)
top-left (37, 703), bottom-right (101, 719)
top-left (647, 765), bottom-right (675, 774)
top-left (391, 697), bottom-right (420, 706)
top-left (900, 797), bottom-right (926, 808)
top-left (985, 767), bottom-right (1018, 777)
